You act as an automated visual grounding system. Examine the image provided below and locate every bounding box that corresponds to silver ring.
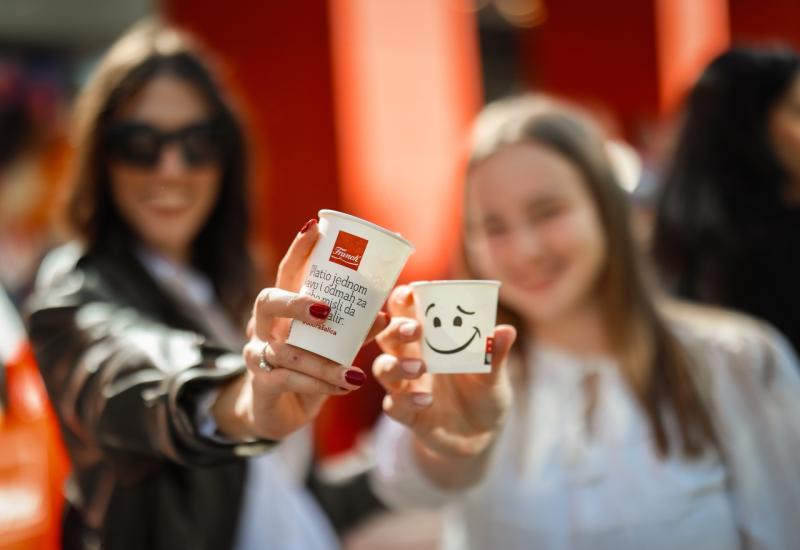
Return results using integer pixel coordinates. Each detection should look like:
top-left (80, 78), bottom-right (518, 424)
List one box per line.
top-left (258, 343), bottom-right (273, 372)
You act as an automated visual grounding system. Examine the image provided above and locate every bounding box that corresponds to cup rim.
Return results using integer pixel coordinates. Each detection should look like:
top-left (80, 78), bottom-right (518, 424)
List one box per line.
top-left (409, 279), bottom-right (501, 287)
top-left (319, 209), bottom-right (415, 250)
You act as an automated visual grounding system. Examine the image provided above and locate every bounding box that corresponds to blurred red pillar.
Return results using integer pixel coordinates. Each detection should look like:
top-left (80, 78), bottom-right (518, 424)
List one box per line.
top-left (521, 0), bottom-right (729, 135)
top-left (729, 0), bottom-right (800, 51)
top-left (163, 0), bottom-right (342, 268)
top-left (320, 0), bottom-right (481, 456)
top-left (329, 0), bottom-right (482, 283)
top-left (163, 0), bottom-right (481, 456)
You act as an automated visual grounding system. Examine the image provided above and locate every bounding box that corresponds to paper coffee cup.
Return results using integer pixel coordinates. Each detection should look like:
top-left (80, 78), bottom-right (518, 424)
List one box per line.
top-left (287, 210), bottom-right (414, 365)
top-left (410, 280), bottom-right (501, 374)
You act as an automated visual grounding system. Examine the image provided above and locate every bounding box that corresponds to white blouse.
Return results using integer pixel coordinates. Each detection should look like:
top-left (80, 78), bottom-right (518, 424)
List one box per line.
top-left (371, 304), bottom-right (800, 550)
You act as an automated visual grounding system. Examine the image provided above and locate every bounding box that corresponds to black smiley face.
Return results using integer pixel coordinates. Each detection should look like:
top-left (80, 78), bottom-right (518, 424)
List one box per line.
top-left (423, 303), bottom-right (482, 355)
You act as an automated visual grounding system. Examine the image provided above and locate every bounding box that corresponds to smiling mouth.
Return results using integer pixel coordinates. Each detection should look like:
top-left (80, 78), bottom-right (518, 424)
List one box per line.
top-left (145, 192), bottom-right (191, 210)
top-left (425, 326), bottom-right (482, 355)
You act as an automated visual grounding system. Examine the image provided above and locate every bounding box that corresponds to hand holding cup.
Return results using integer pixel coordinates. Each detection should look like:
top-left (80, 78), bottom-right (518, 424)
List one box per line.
top-left (216, 219), bottom-right (390, 441)
top-left (373, 284), bottom-right (516, 461)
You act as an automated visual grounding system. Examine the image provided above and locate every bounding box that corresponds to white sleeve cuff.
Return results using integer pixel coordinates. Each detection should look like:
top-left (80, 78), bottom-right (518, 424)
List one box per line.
top-left (195, 388), bottom-right (227, 441)
top-left (369, 415), bottom-right (466, 509)
top-left (194, 388), bottom-right (258, 444)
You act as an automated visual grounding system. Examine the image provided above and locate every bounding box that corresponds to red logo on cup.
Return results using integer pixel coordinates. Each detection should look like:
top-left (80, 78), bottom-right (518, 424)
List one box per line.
top-left (329, 231), bottom-right (368, 270)
top-left (484, 337), bottom-right (494, 365)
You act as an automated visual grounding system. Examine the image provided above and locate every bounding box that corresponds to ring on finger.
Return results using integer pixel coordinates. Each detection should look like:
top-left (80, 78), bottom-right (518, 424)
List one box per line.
top-left (258, 343), bottom-right (273, 372)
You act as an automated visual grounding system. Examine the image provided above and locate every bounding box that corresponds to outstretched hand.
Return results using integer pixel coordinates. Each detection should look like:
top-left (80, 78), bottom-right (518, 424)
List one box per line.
top-left (373, 285), bottom-right (516, 459)
top-left (216, 219), bottom-right (389, 441)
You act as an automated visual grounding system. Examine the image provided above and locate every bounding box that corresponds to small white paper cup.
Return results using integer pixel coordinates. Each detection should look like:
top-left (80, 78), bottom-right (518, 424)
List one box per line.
top-left (410, 280), bottom-right (501, 374)
top-left (287, 210), bottom-right (414, 365)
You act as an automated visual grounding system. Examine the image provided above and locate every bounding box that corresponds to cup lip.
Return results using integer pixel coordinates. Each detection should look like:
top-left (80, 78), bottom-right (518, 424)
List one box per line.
top-left (319, 209), bottom-right (415, 251)
top-left (409, 279), bottom-right (501, 287)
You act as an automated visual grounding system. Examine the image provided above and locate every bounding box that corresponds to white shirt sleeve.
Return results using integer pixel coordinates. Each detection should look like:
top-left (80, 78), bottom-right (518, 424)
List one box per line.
top-left (195, 388), bottom-right (228, 441)
top-left (369, 415), bottom-right (472, 510)
top-left (704, 322), bottom-right (800, 549)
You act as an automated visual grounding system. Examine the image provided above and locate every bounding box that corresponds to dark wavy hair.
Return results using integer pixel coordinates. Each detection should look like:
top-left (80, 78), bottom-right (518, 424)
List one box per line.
top-left (65, 20), bottom-right (254, 323)
top-left (653, 46), bottom-right (800, 302)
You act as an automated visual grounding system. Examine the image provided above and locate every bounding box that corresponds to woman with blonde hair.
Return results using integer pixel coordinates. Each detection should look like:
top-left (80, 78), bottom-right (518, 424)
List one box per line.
top-left (369, 96), bottom-right (800, 549)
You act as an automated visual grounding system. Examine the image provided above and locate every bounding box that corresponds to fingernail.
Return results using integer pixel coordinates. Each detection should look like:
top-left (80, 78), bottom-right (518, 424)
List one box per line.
top-left (411, 393), bottom-right (433, 407)
top-left (398, 322), bottom-right (416, 337)
top-left (309, 303), bottom-right (330, 319)
top-left (345, 369), bottom-right (366, 386)
top-left (396, 287), bottom-right (411, 303)
top-left (382, 311), bottom-right (391, 324)
top-left (401, 360), bottom-right (422, 375)
top-left (300, 218), bottom-right (317, 234)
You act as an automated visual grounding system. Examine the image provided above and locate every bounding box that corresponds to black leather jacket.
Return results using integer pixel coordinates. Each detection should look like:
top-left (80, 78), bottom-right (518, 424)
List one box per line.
top-left (26, 244), bottom-right (272, 549)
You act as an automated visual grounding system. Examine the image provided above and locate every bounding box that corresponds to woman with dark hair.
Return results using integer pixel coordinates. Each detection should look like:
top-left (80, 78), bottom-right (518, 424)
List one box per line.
top-left (652, 46), bottom-right (800, 354)
top-left (26, 20), bottom-right (384, 549)
top-left (368, 96), bottom-right (800, 549)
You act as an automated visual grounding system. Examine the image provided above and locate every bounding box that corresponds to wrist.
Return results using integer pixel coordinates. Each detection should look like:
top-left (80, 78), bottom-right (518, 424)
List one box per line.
top-left (416, 429), bottom-right (498, 461)
top-left (411, 432), bottom-right (499, 490)
top-left (213, 372), bottom-right (260, 441)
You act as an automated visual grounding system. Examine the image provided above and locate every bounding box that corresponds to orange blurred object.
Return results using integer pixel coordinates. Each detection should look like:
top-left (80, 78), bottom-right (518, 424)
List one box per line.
top-left (0, 342), bottom-right (70, 550)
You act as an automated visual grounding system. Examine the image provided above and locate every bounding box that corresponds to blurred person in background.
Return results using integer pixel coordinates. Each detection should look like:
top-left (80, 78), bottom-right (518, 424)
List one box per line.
top-left (369, 97), bottom-right (800, 549)
top-left (0, 54), bottom-right (70, 305)
top-left (26, 19), bottom-right (386, 550)
top-left (653, 47), bottom-right (800, 356)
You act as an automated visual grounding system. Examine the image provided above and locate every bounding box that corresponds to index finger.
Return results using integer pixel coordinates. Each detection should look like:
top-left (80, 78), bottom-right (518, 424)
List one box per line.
top-left (276, 217), bottom-right (320, 291)
top-left (375, 315), bottom-right (422, 358)
top-left (253, 287), bottom-right (330, 341)
top-left (386, 285), bottom-right (416, 318)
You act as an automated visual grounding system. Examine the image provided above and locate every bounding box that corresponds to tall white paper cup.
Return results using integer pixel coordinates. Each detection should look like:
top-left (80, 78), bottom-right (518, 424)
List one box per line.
top-left (410, 280), bottom-right (501, 374)
top-left (287, 210), bottom-right (414, 365)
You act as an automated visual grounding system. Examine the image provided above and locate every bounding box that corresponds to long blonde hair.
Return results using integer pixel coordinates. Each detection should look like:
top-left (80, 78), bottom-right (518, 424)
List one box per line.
top-left (463, 97), bottom-right (716, 458)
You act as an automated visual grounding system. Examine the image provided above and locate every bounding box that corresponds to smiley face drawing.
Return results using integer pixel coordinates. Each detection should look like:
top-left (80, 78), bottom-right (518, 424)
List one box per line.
top-left (423, 303), bottom-right (482, 355)
top-left (412, 280), bottom-right (499, 373)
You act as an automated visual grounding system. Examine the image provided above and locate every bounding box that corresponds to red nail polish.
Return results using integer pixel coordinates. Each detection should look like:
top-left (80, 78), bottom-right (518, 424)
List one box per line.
top-left (309, 303), bottom-right (330, 319)
top-left (345, 369), bottom-right (366, 386)
top-left (300, 218), bottom-right (317, 233)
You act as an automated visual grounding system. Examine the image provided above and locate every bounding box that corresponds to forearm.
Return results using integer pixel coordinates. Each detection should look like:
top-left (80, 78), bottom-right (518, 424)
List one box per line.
top-left (370, 417), bottom-right (494, 510)
top-left (412, 433), bottom-right (497, 491)
top-left (30, 305), bottom-right (272, 463)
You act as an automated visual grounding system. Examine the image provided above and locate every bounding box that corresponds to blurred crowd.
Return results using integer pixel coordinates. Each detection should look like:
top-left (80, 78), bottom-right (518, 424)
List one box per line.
top-left (1, 9), bottom-right (799, 550)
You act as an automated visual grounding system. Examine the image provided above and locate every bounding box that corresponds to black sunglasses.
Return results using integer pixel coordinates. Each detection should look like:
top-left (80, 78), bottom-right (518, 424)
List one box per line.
top-left (104, 120), bottom-right (227, 168)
